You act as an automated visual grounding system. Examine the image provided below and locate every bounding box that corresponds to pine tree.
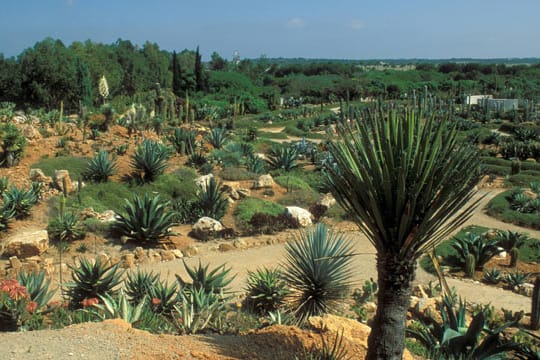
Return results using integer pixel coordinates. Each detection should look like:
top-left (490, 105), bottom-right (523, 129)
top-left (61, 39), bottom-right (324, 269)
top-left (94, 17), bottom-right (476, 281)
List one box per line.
top-left (172, 51), bottom-right (183, 97)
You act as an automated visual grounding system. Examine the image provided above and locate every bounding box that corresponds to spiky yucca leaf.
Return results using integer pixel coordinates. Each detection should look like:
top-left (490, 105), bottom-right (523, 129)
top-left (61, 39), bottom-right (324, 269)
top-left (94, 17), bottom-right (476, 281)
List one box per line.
top-left (283, 223), bottom-right (354, 324)
top-left (94, 290), bottom-right (146, 324)
top-left (47, 211), bottom-right (85, 242)
top-left (193, 177), bottom-right (228, 221)
top-left (83, 149), bottom-right (116, 182)
top-left (113, 193), bottom-right (177, 244)
top-left (206, 127), bottom-right (229, 149)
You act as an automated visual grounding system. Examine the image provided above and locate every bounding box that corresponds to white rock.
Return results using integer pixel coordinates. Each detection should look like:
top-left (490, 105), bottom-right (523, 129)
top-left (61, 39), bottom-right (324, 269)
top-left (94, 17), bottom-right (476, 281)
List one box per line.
top-left (317, 193), bottom-right (336, 209)
top-left (191, 217), bottom-right (223, 240)
top-left (253, 174), bottom-right (275, 189)
top-left (195, 174), bottom-right (214, 192)
top-left (285, 206), bottom-right (313, 227)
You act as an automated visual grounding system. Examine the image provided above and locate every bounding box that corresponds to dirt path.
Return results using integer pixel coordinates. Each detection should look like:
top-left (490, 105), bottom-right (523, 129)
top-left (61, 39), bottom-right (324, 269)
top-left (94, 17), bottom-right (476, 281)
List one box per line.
top-left (141, 189), bottom-right (534, 313)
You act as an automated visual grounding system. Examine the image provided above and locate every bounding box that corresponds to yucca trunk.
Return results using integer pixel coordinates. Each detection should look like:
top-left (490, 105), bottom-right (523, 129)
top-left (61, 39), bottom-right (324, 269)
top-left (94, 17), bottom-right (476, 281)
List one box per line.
top-left (366, 253), bottom-right (416, 360)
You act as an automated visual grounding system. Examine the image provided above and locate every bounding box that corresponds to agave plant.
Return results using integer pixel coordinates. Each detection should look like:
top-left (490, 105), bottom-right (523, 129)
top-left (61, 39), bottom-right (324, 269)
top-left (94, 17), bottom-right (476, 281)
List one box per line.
top-left (267, 145), bottom-right (299, 171)
top-left (65, 257), bottom-right (123, 309)
top-left (186, 152), bottom-right (208, 168)
top-left (3, 186), bottom-right (37, 219)
top-left (503, 270), bottom-right (531, 288)
top-left (224, 142), bottom-right (254, 157)
top-left (298, 331), bottom-right (350, 360)
top-left (168, 128), bottom-right (197, 155)
top-left (47, 212), bottom-right (85, 242)
top-left (131, 140), bottom-right (171, 182)
top-left (245, 267), bottom-right (290, 315)
top-left (172, 286), bottom-right (224, 335)
top-left (124, 269), bottom-right (159, 305)
top-left (83, 149), bottom-right (116, 182)
top-left (17, 270), bottom-right (55, 309)
top-left (282, 223), bottom-right (354, 324)
top-left (496, 230), bottom-right (527, 251)
top-left (206, 127), bottom-right (229, 149)
top-left (113, 193), bottom-right (177, 244)
top-left (482, 268), bottom-right (502, 285)
top-left (148, 279), bottom-right (178, 316)
top-left (177, 260), bottom-right (234, 295)
top-left (407, 294), bottom-right (522, 359)
top-left (246, 154), bottom-right (266, 174)
top-left (451, 233), bottom-right (503, 271)
top-left (93, 290), bottom-right (146, 324)
top-left (0, 201), bottom-right (15, 231)
top-left (192, 177), bottom-right (228, 221)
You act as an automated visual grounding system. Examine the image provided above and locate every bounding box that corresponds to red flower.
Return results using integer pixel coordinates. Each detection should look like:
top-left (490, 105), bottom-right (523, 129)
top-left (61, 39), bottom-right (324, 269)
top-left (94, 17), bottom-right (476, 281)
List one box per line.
top-left (26, 301), bottom-right (38, 314)
top-left (81, 297), bottom-right (100, 307)
top-left (151, 298), bottom-right (162, 306)
top-left (0, 279), bottom-right (27, 301)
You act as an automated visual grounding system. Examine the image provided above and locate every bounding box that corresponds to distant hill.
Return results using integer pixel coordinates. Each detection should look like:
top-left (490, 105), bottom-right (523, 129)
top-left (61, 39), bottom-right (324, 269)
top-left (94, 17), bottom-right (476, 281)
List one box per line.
top-left (252, 57), bottom-right (540, 65)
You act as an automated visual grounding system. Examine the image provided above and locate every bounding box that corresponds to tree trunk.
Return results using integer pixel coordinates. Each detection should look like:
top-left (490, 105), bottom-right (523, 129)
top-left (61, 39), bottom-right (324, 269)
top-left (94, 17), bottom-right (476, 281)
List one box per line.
top-left (366, 253), bottom-right (416, 360)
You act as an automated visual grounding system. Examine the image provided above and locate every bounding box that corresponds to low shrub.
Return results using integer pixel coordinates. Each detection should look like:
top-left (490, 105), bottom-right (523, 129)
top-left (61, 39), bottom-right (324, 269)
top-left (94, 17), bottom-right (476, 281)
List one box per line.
top-left (234, 198), bottom-right (285, 230)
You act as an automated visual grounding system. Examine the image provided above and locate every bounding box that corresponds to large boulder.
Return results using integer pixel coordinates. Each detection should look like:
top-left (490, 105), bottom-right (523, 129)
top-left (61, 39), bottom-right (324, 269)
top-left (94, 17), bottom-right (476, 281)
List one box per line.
top-left (54, 170), bottom-right (73, 194)
top-left (191, 217), bottom-right (223, 240)
top-left (253, 174), bottom-right (275, 189)
top-left (285, 206), bottom-right (313, 227)
top-left (3, 230), bottom-right (49, 258)
top-left (308, 314), bottom-right (414, 360)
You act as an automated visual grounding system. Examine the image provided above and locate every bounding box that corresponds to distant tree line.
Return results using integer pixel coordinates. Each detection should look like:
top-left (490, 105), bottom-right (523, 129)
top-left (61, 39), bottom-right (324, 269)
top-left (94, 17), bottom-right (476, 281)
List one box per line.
top-left (1, 37), bottom-right (540, 113)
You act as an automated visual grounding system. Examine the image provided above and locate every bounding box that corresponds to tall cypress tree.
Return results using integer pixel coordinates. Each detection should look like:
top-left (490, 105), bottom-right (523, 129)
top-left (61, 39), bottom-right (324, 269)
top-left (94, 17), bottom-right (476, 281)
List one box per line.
top-left (194, 46), bottom-right (203, 92)
top-left (76, 57), bottom-right (93, 108)
top-left (172, 51), bottom-right (182, 97)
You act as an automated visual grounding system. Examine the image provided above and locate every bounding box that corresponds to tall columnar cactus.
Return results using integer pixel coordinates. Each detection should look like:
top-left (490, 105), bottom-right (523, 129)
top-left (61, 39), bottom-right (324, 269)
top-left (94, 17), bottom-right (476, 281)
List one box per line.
top-left (532, 275), bottom-right (540, 330)
top-left (465, 253), bottom-right (476, 278)
top-left (509, 247), bottom-right (519, 268)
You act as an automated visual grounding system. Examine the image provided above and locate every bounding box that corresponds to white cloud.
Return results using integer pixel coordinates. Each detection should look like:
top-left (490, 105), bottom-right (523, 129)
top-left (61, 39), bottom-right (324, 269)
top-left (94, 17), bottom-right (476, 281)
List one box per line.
top-left (350, 19), bottom-right (365, 30)
top-left (286, 17), bottom-right (306, 29)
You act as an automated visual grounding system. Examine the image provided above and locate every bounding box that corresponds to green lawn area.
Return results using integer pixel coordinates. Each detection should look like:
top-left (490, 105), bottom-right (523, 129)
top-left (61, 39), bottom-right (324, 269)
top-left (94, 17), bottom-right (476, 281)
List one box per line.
top-left (420, 225), bottom-right (540, 274)
top-left (486, 190), bottom-right (540, 230)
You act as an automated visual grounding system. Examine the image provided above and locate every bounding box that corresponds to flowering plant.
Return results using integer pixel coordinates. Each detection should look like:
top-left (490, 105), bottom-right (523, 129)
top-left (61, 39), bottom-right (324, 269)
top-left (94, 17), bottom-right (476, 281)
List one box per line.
top-left (0, 279), bottom-right (34, 331)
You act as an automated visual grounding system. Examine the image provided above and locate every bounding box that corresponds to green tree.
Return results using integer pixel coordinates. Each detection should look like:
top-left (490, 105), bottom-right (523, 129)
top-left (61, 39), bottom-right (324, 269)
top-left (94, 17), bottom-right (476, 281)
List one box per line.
top-left (76, 57), bottom-right (93, 108)
top-left (326, 109), bottom-right (481, 359)
top-left (194, 45), bottom-right (206, 92)
top-left (172, 51), bottom-right (183, 97)
top-left (209, 51), bottom-right (227, 71)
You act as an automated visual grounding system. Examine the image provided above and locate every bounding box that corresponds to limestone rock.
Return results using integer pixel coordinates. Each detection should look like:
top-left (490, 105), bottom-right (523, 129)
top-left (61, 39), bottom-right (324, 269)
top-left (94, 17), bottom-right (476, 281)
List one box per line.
top-left (523, 190), bottom-right (538, 200)
top-left (317, 193), bottom-right (336, 209)
top-left (285, 206), bottom-right (313, 227)
top-left (218, 243), bottom-right (235, 252)
top-left (121, 253), bottom-right (135, 269)
top-left (195, 174), bottom-right (214, 192)
top-left (54, 170), bottom-right (73, 194)
top-left (171, 249), bottom-right (184, 259)
top-left (23, 125), bottom-right (41, 140)
top-left (29, 168), bottom-right (52, 184)
top-left (147, 249), bottom-right (162, 263)
top-left (253, 174), bottom-right (275, 189)
top-left (237, 188), bottom-right (251, 198)
top-left (9, 256), bottom-right (22, 271)
top-left (183, 246), bottom-right (199, 257)
top-left (191, 217), bottom-right (223, 240)
top-left (160, 250), bottom-right (176, 262)
top-left (4, 230), bottom-right (49, 258)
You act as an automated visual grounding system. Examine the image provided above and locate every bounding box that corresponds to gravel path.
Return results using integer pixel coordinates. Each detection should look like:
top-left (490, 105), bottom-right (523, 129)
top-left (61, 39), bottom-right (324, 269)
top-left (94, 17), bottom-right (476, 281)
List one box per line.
top-left (142, 188), bottom-right (535, 313)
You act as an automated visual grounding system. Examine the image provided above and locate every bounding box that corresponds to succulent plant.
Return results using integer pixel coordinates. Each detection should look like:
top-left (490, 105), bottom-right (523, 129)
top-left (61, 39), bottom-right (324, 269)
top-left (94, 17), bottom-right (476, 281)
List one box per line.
top-left (131, 140), bottom-right (171, 182)
top-left (245, 267), bottom-right (289, 315)
top-left (83, 149), bottom-right (116, 183)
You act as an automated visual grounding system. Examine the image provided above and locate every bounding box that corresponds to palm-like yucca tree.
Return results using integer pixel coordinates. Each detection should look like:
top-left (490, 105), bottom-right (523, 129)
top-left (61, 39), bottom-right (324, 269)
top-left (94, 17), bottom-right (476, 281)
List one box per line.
top-left (325, 108), bottom-right (481, 359)
top-left (282, 223), bottom-right (354, 324)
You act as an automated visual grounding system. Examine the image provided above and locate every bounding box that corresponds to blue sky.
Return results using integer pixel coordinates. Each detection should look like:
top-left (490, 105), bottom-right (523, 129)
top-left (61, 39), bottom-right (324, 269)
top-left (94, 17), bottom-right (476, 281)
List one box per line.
top-left (1, 0), bottom-right (539, 59)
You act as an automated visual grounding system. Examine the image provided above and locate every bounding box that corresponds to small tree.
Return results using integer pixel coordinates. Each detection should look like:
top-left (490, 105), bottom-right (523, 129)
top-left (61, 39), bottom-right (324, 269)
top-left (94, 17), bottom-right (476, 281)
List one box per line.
top-left (326, 108), bottom-right (481, 359)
